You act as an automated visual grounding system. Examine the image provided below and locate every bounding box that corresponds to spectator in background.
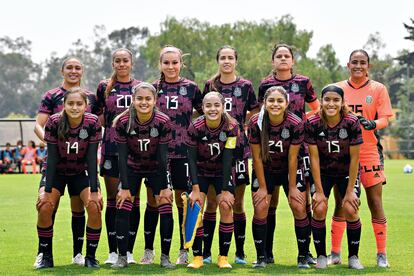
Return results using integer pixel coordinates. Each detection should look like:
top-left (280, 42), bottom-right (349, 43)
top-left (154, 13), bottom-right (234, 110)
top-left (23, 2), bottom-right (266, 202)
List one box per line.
top-left (21, 140), bottom-right (37, 174)
top-left (36, 142), bottom-right (47, 172)
top-left (0, 149), bottom-right (4, 174)
top-left (2, 143), bottom-right (15, 173)
top-left (13, 140), bottom-right (23, 173)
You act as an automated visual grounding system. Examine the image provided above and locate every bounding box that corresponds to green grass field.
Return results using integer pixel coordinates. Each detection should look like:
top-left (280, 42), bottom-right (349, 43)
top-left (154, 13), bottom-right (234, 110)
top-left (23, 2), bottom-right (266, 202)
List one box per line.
top-left (1, 159), bottom-right (413, 275)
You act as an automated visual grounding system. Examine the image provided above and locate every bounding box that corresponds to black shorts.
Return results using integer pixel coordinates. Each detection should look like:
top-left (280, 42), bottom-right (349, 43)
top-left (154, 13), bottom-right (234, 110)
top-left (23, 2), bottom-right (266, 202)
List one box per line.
top-left (251, 168), bottom-right (306, 196)
top-left (310, 175), bottom-right (361, 199)
top-left (100, 155), bottom-right (119, 178)
top-left (198, 176), bottom-right (235, 195)
top-left (126, 169), bottom-right (168, 196)
top-left (168, 158), bottom-right (191, 191)
top-left (300, 153), bottom-right (314, 187)
top-left (233, 159), bottom-right (250, 186)
top-left (40, 171), bottom-right (99, 196)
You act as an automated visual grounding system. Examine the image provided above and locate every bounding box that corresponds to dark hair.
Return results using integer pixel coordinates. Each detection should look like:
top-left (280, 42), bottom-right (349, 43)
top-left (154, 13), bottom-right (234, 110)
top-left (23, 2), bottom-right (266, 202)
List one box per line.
top-left (319, 84), bottom-right (350, 126)
top-left (202, 91), bottom-right (237, 128)
top-left (28, 140), bottom-right (36, 148)
top-left (61, 57), bottom-right (83, 86)
top-left (104, 48), bottom-right (134, 99)
top-left (349, 49), bottom-right (370, 64)
top-left (260, 86), bottom-right (289, 162)
top-left (272, 43), bottom-right (294, 61)
top-left (6, 142), bottom-right (11, 147)
top-left (209, 45), bottom-right (238, 92)
top-left (112, 82), bottom-right (157, 133)
top-left (57, 87), bottom-right (88, 139)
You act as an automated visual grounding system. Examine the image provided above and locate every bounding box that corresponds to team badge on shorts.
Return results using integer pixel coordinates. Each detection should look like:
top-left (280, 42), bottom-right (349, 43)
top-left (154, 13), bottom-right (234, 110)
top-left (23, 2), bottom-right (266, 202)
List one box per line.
top-left (233, 87), bottom-right (242, 97)
top-left (150, 128), bottom-right (159, 137)
top-left (179, 86), bottom-right (187, 96)
top-left (339, 129), bottom-right (348, 139)
top-left (103, 159), bottom-right (112, 170)
top-left (291, 82), bottom-right (300, 93)
top-left (366, 95), bottom-right (373, 104)
top-left (252, 178), bottom-right (259, 188)
top-left (79, 129), bottom-right (89, 139)
top-left (219, 131), bottom-right (227, 142)
top-left (281, 128), bottom-right (290, 139)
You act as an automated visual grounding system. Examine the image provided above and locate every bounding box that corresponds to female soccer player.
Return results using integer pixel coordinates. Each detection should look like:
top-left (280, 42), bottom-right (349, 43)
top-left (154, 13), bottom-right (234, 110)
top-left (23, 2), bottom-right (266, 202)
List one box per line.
top-left (34, 87), bottom-right (102, 269)
top-left (186, 91), bottom-right (239, 269)
top-left (258, 43), bottom-right (320, 264)
top-left (142, 45), bottom-right (202, 265)
top-left (111, 82), bottom-right (174, 268)
top-left (248, 86), bottom-right (310, 268)
top-left (202, 45), bottom-right (259, 264)
top-left (306, 85), bottom-right (363, 269)
top-left (94, 48), bottom-right (142, 264)
top-left (328, 50), bottom-right (393, 268)
top-left (34, 57), bottom-right (101, 266)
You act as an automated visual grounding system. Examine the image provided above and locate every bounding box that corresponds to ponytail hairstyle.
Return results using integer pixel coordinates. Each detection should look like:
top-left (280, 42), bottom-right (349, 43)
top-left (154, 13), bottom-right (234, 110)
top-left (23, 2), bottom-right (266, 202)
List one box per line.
top-left (209, 45), bottom-right (238, 92)
top-left (61, 57), bottom-right (84, 87)
top-left (57, 87), bottom-right (88, 140)
top-left (104, 48), bottom-right (134, 99)
top-left (157, 45), bottom-right (186, 93)
top-left (319, 84), bottom-right (350, 127)
top-left (260, 86), bottom-right (289, 162)
top-left (112, 82), bottom-right (157, 134)
top-left (271, 43), bottom-right (294, 75)
top-left (202, 91), bottom-right (237, 131)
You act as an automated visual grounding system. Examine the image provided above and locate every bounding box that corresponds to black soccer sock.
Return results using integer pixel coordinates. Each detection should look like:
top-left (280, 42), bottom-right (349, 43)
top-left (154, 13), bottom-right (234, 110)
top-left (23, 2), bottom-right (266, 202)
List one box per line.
top-left (86, 226), bottom-right (101, 258)
top-left (295, 217), bottom-right (310, 257)
top-left (105, 199), bottom-right (117, 253)
top-left (311, 218), bottom-right (326, 257)
top-left (202, 212), bottom-right (216, 258)
top-left (177, 207), bottom-right (185, 250)
top-left (159, 204), bottom-right (174, 256)
top-left (37, 225), bottom-right (53, 255)
top-left (192, 227), bottom-right (204, 257)
top-left (71, 210), bottom-right (85, 257)
top-left (219, 222), bottom-right (233, 257)
top-left (144, 204), bottom-right (159, 250)
top-left (265, 207), bottom-right (276, 258)
top-left (127, 197), bottom-right (140, 253)
top-left (51, 210), bottom-right (57, 226)
top-left (347, 219), bottom-right (362, 257)
top-left (306, 204), bottom-right (312, 252)
top-left (233, 212), bottom-right (246, 258)
top-left (115, 200), bottom-right (133, 256)
top-left (252, 216), bottom-right (267, 262)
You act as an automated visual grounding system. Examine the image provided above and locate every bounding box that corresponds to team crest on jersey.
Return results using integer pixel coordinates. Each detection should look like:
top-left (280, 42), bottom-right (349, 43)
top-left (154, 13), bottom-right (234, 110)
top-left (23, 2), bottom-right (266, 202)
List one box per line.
top-left (179, 86), bottom-right (187, 96)
top-left (281, 128), bottom-right (290, 139)
top-left (219, 131), bottom-right (227, 142)
top-left (291, 82), bottom-right (300, 93)
top-left (339, 129), bottom-right (348, 139)
top-left (366, 95), bottom-right (373, 104)
top-left (253, 178), bottom-right (259, 188)
top-left (103, 160), bottom-right (112, 170)
top-left (233, 87), bottom-right (242, 97)
top-left (150, 128), bottom-right (159, 137)
top-left (79, 129), bottom-right (88, 139)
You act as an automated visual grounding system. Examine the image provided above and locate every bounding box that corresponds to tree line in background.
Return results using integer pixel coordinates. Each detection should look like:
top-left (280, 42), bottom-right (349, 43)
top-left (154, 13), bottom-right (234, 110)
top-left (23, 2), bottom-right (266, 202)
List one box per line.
top-left (0, 16), bottom-right (413, 155)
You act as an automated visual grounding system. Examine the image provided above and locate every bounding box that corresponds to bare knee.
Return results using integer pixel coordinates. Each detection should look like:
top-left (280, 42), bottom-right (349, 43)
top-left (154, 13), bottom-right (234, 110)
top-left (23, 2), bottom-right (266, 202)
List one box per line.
top-left (206, 196), bottom-right (218, 212)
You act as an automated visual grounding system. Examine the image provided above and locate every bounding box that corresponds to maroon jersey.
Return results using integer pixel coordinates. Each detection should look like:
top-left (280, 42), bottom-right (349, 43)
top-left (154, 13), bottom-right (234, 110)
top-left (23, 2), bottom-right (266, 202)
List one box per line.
top-left (38, 86), bottom-right (102, 115)
top-left (258, 74), bottom-right (317, 121)
top-left (248, 112), bottom-right (304, 173)
top-left (186, 116), bottom-right (240, 177)
top-left (44, 113), bottom-right (102, 175)
top-left (305, 113), bottom-right (363, 177)
top-left (94, 79), bottom-right (141, 156)
top-left (154, 78), bottom-right (203, 159)
top-left (115, 111), bottom-right (172, 173)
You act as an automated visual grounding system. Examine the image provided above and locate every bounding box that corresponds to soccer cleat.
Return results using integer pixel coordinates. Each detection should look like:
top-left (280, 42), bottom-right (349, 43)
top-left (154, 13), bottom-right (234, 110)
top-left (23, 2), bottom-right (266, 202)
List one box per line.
top-left (176, 249), bottom-right (189, 265)
top-left (235, 255), bottom-right (247, 265)
top-left (315, 255), bottom-right (328, 269)
top-left (160, 253), bottom-right (176, 269)
top-left (84, 256), bottom-right (100, 268)
top-left (140, 249), bottom-right (155, 265)
top-left (187, 256), bottom-right (204, 269)
top-left (33, 253), bottom-right (43, 267)
top-left (127, 251), bottom-right (137, 264)
top-left (34, 253), bottom-right (54, 269)
top-left (253, 259), bottom-right (266, 268)
top-left (104, 252), bottom-right (118, 264)
top-left (297, 255), bottom-right (310, 269)
top-left (306, 252), bottom-right (317, 265)
top-left (72, 253), bottom-right (85, 266)
top-left (327, 251), bottom-right (341, 265)
top-left (217, 256), bottom-right (232, 268)
top-left (265, 253), bottom-right (275, 264)
top-left (377, 253), bottom-right (390, 268)
top-left (111, 255), bottom-right (128, 268)
top-left (348, 255), bottom-right (364, 270)
top-left (203, 255), bottom-right (212, 264)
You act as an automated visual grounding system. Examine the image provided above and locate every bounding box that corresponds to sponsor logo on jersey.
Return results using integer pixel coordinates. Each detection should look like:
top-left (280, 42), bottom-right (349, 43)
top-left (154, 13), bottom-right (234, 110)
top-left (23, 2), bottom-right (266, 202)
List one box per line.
top-left (233, 87), bottom-right (242, 97)
top-left (318, 131), bottom-right (325, 137)
top-left (366, 95), bottom-right (373, 104)
top-left (103, 159), bottom-right (112, 170)
top-left (291, 82), bottom-right (300, 93)
top-left (179, 86), bottom-right (187, 96)
top-left (111, 89), bottom-right (117, 93)
top-left (281, 128), bottom-right (290, 139)
top-left (130, 130), bottom-right (137, 135)
top-left (158, 89), bottom-right (164, 94)
top-left (79, 129), bottom-right (88, 139)
top-left (339, 129), bottom-right (348, 139)
top-left (202, 136), bottom-right (208, 141)
top-left (219, 131), bottom-right (227, 142)
top-left (150, 127), bottom-right (159, 137)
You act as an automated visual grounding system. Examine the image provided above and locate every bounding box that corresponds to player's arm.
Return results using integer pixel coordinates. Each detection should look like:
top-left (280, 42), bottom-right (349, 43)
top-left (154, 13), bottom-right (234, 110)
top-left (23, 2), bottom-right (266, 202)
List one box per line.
top-left (306, 100), bottom-right (320, 119)
top-left (308, 144), bottom-right (326, 209)
top-left (44, 143), bottom-right (58, 193)
top-left (86, 143), bottom-right (99, 193)
top-left (155, 143), bottom-right (169, 190)
top-left (343, 144), bottom-right (361, 211)
top-left (34, 113), bottom-right (50, 142)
